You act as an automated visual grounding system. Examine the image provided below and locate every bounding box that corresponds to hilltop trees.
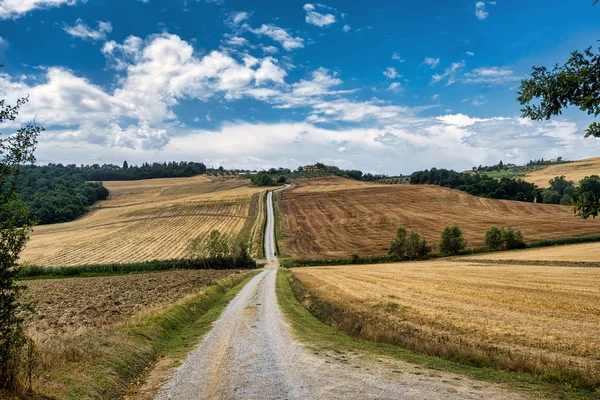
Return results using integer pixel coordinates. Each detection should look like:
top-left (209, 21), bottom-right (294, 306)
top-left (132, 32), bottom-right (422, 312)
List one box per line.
top-left (0, 85), bottom-right (42, 391)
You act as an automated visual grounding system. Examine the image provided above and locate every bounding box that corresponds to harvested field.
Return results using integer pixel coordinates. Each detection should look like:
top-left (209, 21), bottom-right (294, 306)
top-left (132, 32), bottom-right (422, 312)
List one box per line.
top-left (278, 177), bottom-right (600, 259)
top-left (292, 261), bottom-right (600, 387)
top-left (465, 241), bottom-right (600, 263)
top-left (24, 269), bottom-right (248, 337)
top-left (21, 176), bottom-right (266, 266)
top-left (522, 156), bottom-right (600, 187)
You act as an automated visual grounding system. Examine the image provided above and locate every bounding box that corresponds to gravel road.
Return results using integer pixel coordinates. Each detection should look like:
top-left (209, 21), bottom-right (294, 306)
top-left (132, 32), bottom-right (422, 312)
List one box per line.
top-left (157, 189), bottom-right (527, 400)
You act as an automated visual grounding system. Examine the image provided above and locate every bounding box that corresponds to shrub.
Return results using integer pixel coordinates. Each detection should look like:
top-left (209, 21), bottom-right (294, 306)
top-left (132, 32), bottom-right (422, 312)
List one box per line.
top-left (440, 226), bottom-right (466, 254)
top-left (502, 227), bottom-right (526, 250)
top-left (388, 227), bottom-right (408, 259)
top-left (485, 226), bottom-right (504, 250)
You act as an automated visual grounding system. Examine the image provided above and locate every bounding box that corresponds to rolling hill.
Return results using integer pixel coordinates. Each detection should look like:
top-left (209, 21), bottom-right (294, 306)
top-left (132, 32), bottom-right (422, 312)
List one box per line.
top-left (522, 156), bottom-right (600, 187)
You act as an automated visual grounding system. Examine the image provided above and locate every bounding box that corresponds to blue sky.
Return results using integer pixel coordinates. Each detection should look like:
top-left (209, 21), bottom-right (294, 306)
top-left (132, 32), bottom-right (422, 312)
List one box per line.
top-left (0, 0), bottom-right (599, 174)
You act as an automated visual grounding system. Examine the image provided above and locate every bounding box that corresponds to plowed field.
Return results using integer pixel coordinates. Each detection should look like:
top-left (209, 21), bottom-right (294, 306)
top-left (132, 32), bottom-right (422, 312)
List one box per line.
top-left (278, 177), bottom-right (599, 259)
top-left (21, 176), bottom-right (266, 266)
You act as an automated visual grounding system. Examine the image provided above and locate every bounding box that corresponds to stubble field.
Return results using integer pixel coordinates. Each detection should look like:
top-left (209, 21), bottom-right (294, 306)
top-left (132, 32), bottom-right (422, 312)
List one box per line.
top-left (522, 156), bottom-right (600, 187)
top-left (21, 176), bottom-right (266, 266)
top-left (277, 177), bottom-right (600, 259)
top-left (291, 260), bottom-right (600, 387)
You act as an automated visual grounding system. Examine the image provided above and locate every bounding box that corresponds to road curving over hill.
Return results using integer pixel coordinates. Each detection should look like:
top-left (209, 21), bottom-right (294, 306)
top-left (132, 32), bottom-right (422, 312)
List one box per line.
top-left (157, 188), bottom-right (527, 400)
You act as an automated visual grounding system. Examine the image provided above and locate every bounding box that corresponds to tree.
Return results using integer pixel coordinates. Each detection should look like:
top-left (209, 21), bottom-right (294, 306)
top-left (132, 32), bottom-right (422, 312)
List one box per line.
top-left (573, 175), bottom-right (600, 219)
top-left (122, 160), bottom-right (128, 170)
top-left (440, 226), bottom-right (466, 255)
top-left (0, 85), bottom-right (42, 391)
top-left (388, 226), bottom-right (408, 259)
top-left (405, 230), bottom-right (432, 260)
top-left (518, 2), bottom-right (600, 138)
top-left (502, 227), bottom-right (526, 250)
top-left (485, 226), bottom-right (504, 250)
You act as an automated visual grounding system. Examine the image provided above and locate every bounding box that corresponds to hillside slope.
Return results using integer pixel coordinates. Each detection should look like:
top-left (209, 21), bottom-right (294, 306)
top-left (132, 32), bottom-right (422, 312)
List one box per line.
top-left (278, 177), bottom-right (599, 259)
top-left (21, 176), bottom-right (265, 266)
top-left (522, 156), bottom-right (600, 187)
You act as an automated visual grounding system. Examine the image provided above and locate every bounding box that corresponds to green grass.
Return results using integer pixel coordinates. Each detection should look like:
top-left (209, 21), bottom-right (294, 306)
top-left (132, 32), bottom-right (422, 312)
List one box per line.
top-left (30, 272), bottom-right (258, 400)
top-left (272, 190), bottom-right (286, 257)
top-left (17, 257), bottom-right (258, 280)
top-left (275, 268), bottom-right (600, 399)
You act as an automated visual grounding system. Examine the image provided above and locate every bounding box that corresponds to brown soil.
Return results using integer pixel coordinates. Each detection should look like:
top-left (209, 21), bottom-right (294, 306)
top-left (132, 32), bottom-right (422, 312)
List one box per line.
top-left (24, 270), bottom-right (245, 337)
top-left (278, 177), bottom-right (600, 259)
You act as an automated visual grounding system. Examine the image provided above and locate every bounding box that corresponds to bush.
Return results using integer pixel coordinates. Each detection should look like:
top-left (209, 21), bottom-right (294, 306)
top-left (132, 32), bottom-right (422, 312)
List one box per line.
top-left (440, 226), bottom-right (466, 254)
top-left (388, 227), bottom-right (408, 259)
top-left (485, 226), bottom-right (504, 250)
top-left (502, 227), bottom-right (526, 250)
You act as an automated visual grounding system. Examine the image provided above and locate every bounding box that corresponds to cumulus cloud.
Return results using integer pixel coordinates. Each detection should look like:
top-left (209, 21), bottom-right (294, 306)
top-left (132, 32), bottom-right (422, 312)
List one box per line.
top-left (383, 67), bottom-right (400, 79)
top-left (0, 0), bottom-right (84, 19)
top-left (475, 1), bottom-right (495, 20)
top-left (424, 57), bottom-right (440, 68)
top-left (387, 82), bottom-right (402, 93)
top-left (463, 67), bottom-right (521, 85)
top-left (249, 24), bottom-right (304, 51)
top-left (343, 24), bottom-right (350, 33)
top-left (466, 51), bottom-right (475, 56)
top-left (227, 11), bottom-right (250, 26)
top-left (303, 3), bottom-right (336, 27)
top-left (64, 19), bottom-right (113, 41)
top-left (392, 53), bottom-right (405, 62)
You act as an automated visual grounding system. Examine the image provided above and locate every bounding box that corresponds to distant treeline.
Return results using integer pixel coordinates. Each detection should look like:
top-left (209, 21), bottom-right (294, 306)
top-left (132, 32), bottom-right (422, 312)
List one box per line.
top-left (410, 168), bottom-right (600, 206)
top-left (17, 165), bottom-right (109, 225)
top-left (80, 161), bottom-right (207, 181)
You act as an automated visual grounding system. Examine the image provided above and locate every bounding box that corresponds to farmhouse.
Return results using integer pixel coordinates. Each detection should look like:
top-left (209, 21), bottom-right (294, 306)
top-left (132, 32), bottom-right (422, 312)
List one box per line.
top-left (303, 164), bottom-right (319, 172)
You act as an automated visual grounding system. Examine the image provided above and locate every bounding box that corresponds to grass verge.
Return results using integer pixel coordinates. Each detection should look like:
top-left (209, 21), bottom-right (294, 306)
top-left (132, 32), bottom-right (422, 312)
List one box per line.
top-left (23, 271), bottom-right (257, 399)
top-left (18, 257), bottom-right (258, 280)
top-left (275, 269), bottom-right (600, 400)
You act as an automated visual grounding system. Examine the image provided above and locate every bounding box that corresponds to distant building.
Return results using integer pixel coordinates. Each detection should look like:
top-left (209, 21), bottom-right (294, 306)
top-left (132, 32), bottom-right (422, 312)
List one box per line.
top-left (303, 165), bottom-right (319, 172)
top-left (549, 159), bottom-right (558, 163)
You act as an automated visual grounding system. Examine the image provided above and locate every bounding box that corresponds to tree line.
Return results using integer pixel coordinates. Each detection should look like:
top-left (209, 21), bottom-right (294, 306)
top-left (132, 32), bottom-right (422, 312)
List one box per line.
top-left (80, 160), bottom-right (207, 181)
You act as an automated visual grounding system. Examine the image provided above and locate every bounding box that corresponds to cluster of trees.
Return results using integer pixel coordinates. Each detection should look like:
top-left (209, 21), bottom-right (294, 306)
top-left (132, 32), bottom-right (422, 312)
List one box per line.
top-left (15, 165), bottom-right (109, 225)
top-left (543, 176), bottom-right (576, 205)
top-left (485, 227), bottom-right (526, 251)
top-left (410, 168), bottom-right (539, 202)
top-left (186, 230), bottom-right (255, 269)
top-left (388, 227), bottom-right (432, 260)
top-left (526, 157), bottom-right (565, 167)
top-left (572, 175), bottom-right (600, 219)
top-left (80, 161), bottom-right (207, 181)
top-left (251, 172), bottom-right (287, 186)
top-left (472, 160), bottom-right (510, 173)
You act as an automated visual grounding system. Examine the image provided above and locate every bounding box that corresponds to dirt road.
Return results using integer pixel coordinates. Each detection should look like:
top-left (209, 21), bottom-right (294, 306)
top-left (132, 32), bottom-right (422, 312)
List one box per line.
top-left (157, 189), bottom-right (526, 399)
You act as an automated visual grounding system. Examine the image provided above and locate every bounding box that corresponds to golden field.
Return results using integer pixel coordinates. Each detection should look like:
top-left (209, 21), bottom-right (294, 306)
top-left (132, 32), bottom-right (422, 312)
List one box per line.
top-left (292, 260), bottom-right (600, 386)
top-left (21, 176), bottom-right (266, 266)
top-left (465, 242), bottom-right (600, 263)
top-left (277, 177), bottom-right (600, 259)
top-left (522, 156), bottom-right (600, 187)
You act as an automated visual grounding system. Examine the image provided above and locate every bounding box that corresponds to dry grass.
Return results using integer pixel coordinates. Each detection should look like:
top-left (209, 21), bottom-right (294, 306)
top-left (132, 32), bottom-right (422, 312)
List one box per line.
top-left (21, 176), bottom-right (266, 266)
top-left (292, 261), bottom-right (600, 387)
top-left (465, 242), bottom-right (600, 263)
top-left (278, 177), bottom-right (600, 259)
top-left (522, 157), bottom-right (600, 187)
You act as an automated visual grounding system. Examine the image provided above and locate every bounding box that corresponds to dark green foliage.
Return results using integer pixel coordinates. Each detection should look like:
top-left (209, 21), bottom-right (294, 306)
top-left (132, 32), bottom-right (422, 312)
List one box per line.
top-left (388, 226), bottom-right (407, 259)
top-left (542, 176), bottom-right (576, 205)
top-left (440, 226), bottom-right (466, 255)
top-left (519, 46), bottom-right (600, 138)
top-left (79, 161), bottom-right (207, 181)
top-left (405, 230), bottom-right (432, 259)
top-left (251, 172), bottom-right (281, 186)
top-left (572, 175), bottom-right (600, 219)
top-left (485, 226), bottom-right (504, 250)
top-left (187, 229), bottom-right (256, 270)
top-left (15, 164), bottom-right (108, 225)
top-left (501, 227), bottom-right (526, 250)
top-left (410, 168), bottom-right (539, 202)
top-left (0, 85), bottom-right (41, 391)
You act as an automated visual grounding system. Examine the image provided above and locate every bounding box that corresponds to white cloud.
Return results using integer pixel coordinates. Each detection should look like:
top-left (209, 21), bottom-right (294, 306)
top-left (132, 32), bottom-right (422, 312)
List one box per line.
top-left (227, 11), bottom-right (250, 26)
top-left (64, 19), bottom-right (113, 41)
top-left (392, 53), bottom-right (405, 62)
top-left (387, 82), bottom-right (402, 93)
top-left (223, 35), bottom-right (249, 47)
top-left (424, 57), bottom-right (440, 68)
top-left (475, 1), bottom-right (494, 20)
top-left (0, 36), bottom-right (8, 55)
top-left (432, 94), bottom-right (439, 100)
top-left (250, 24), bottom-right (304, 51)
top-left (466, 51), bottom-right (475, 56)
top-left (343, 24), bottom-right (350, 33)
top-left (303, 3), bottom-right (336, 27)
top-left (462, 94), bottom-right (487, 106)
top-left (431, 61), bottom-right (465, 86)
top-left (0, 0), bottom-right (84, 19)
top-left (383, 67), bottom-right (400, 79)
top-left (261, 45), bottom-right (278, 54)
top-left (254, 57), bottom-right (286, 85)
top-left (463, 67), bottom-right (521, 85)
